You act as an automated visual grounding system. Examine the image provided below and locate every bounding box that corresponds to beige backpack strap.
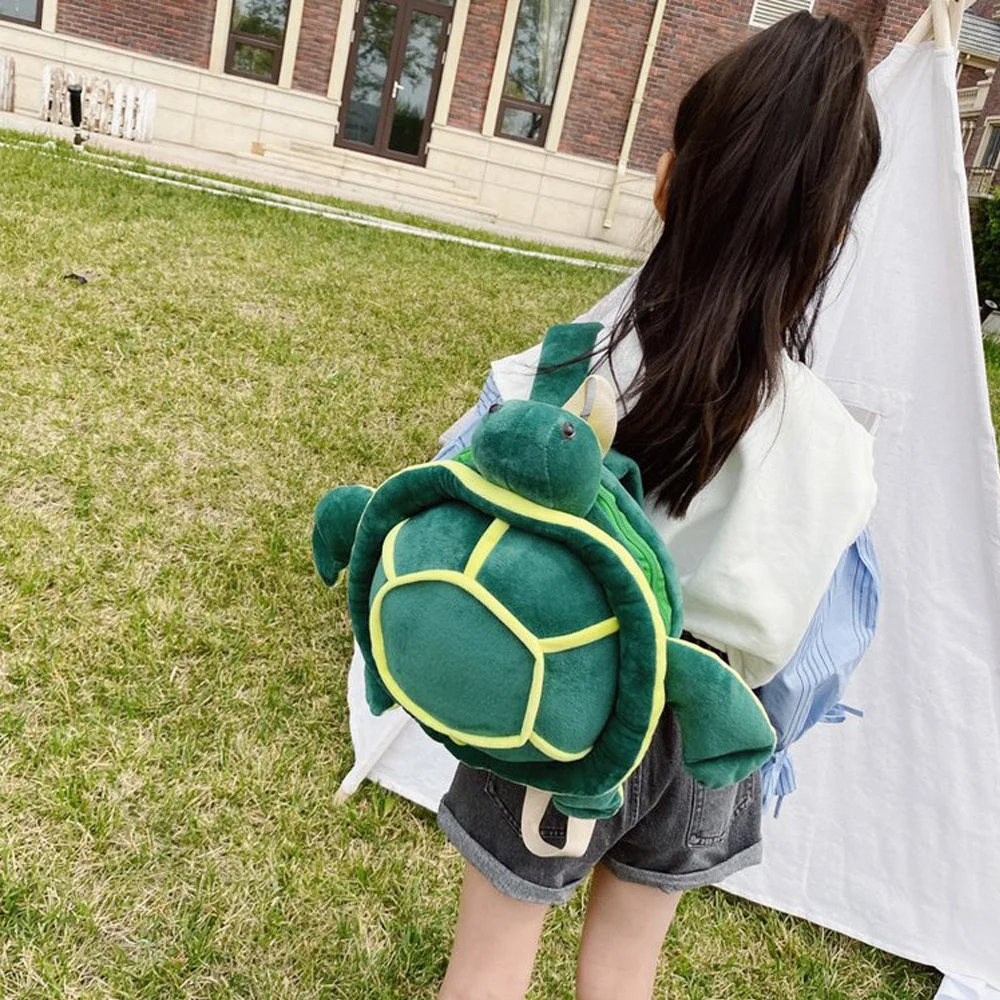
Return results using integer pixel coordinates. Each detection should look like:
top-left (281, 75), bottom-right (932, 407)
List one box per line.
top-left (520, 787), bottom-right (596, 859)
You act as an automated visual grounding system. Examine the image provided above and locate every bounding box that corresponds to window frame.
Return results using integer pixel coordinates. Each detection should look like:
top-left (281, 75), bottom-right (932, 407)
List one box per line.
top-left (224, 0), bottom-right (291, 85)
top-left (976, 119), bottom-right (1000, 170)
top-left (0, 0), bottom-right (42, 29)
top-left (962, 117), bottom-right (977, 155)
top-left (495, 96), bottom-right (552, 146)
top-left (493, 0), bottom-right (576, 148)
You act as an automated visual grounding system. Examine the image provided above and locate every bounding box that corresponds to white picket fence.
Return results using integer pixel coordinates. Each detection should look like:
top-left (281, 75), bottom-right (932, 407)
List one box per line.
top-left (40, 65), bottom-right (156, 142)
top-left (0, 55), bottom-right (15, 114)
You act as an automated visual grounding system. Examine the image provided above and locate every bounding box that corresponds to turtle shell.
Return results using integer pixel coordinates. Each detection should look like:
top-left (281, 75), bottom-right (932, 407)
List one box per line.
top-left (368, 501), bottom-right (621, 763)
top-left (347, 459), bottom-right (677, 809)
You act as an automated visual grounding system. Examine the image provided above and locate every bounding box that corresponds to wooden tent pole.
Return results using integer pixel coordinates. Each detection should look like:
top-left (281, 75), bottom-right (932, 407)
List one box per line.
top-left (932, 0), bottom-right (953, 51)
top-left (904, 0), bottom-right (975, 48)
top-left (949, 0), bottom-right (965, 47)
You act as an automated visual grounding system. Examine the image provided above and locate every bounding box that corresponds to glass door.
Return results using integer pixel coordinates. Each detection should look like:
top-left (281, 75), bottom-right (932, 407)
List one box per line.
top-left (337, 0), bottom-right (453, 166)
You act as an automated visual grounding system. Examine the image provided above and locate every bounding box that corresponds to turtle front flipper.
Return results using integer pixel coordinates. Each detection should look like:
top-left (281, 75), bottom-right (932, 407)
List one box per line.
top-left (665, 638), bottom-right (776, 789)
top-left (312, 485), bottom-right (374, 586)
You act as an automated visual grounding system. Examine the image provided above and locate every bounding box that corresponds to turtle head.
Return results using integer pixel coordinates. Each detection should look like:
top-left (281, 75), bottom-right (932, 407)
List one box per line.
top-left (471, 375), bottom-right (618, 517)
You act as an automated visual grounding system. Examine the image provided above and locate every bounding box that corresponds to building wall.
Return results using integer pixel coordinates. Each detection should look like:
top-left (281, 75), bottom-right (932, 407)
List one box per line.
top-left (967, 64), bottom-right (1000, 170)
top-left (621, 0), bottom-right (925, 173)
top-left (816, 0), bottom-right (886, 49)
top-left (56, 0), bottom-right (216, 68)
top-left (960, 64), bottom-right (990, 88)
top-left (0, 0), bottom-right (952, 249)
top-left (292, 0), bottom-right (342, 95)
top-left (447, 0), bottom-right (506, 132)
top-left (1, 18), bottom-right (337, 151)
top-left (426, 126), bottom-right (657, 250)
top-left (959, 6), bottom-right (1000, 171)
top-left (970, 0), bottom-right (1000, 18)
top-left (869, 0), bottom-right (928, 63)
top-left (629, 3), bottom-right (751, 174)
top-left (558, 0), bottom-right (657, 164)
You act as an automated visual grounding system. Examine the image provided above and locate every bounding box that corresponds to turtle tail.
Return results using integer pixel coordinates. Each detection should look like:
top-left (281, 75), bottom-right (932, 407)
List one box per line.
top-left (312, 485), bottom-right (374, 586)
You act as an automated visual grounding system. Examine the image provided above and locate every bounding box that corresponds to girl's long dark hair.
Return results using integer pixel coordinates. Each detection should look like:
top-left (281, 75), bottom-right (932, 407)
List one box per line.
top-left (609, 13), bottom-right (880, 517)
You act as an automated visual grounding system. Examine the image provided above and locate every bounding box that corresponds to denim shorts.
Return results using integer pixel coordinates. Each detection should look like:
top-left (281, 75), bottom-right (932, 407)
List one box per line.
top-left (438, 708), bottom-right (762, 905)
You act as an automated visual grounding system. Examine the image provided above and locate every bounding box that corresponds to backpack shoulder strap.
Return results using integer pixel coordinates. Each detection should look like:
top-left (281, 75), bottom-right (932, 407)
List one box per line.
top-left (530, 325), bottom-right (645, 507)
top-left (529, 322), bottom-right (603, 405)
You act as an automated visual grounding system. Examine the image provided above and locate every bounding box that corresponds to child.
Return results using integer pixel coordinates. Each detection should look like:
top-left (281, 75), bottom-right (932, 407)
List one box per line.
top-left (437, 13), bottom-right (880, 1000)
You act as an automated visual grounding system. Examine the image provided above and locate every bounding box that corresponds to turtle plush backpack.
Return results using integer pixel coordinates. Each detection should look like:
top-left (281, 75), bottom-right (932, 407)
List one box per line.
top-left (312, 323), bottom-right (775, 837)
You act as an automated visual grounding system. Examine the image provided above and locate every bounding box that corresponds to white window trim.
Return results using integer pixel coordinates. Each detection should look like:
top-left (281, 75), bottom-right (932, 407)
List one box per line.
top-left (749, 0), bottom-right (815, 31)
top-left (41, 0), bottom-right (56, 32)
top-left (962, 116), bottom-right (977, 154)
top-left (209, 0), bottom-right (234, 74)
top-left (433, 0), bottom-right (471, 127)
top-left (327, 0), bottom-right (357, 102)
top-left (483, 0), bottom-right (591, 153)
top-left (974, 116), bottom-right (1000, 169)
top-left (278, 0), bottom-right (306, 88)
top-left (546, 0), bottom-right (590, 151)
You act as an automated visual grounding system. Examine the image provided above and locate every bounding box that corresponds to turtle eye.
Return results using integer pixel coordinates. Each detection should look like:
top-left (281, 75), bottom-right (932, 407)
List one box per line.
top-left (561, 421), bottom-right (576, 440)
top-left (488, 402), bottom-right (504, 415)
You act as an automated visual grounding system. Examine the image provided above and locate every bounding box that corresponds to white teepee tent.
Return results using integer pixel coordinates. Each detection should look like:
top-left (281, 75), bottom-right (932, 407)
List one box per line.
top-left (336, 3), bottom-right (1000, 993)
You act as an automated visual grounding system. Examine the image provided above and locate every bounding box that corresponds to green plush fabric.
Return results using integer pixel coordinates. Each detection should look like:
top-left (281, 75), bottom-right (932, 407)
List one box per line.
top-left (531, 639), bottom-right (620, 756)
top-left (552, 786), bottom-right (624, 820)
top-left (529, 322), bottom-right (603, 406)
top-left (604, 449), bottom-right (644, 506)
top-left (471, 401), bottom-right (602, 517)
top-left (597, 471), bottom-right (685, 639)
top-left (392, 502), bottom-right (492, 576)
top-left (379, 580), bottom-right (535, 738)
top-left (311, 322), bottom-right (777, 821)
top-left (312, 485), bottom-right (373, 585)
top-left (664, 639), bottom-right (777, 787)
top-left (474, 527), bottom-right (612, 638)
top-left (347, 462), bottom-right (663, 811)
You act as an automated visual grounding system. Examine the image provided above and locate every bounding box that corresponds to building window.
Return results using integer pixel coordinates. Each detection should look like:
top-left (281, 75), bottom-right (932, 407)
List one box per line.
top-left (496, 0), bottom-right (576, 146)
top-left (226, 0), bottom-right (292, 84)
top-left (962, 118), bottom-right (977, 154)
top-left (0, 0), bottom-right (41, 27)
top-left (749, 0), bottom-right (814, 31)
top-left (979, 123), bottom-right (1000, 170)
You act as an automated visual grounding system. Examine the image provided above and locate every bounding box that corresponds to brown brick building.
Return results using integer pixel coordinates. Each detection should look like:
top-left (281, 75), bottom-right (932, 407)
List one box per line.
top-left (0, 0), bottom-right (938, 246)
top-left (956, 2), bottom-right (1000, 196)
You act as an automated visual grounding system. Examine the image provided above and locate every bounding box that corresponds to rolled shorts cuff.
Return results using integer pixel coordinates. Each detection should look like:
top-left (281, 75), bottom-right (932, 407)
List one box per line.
top-left (602, 840), bottom-right (763, 894)
top-left (438, 802), bottom-right (582, 906)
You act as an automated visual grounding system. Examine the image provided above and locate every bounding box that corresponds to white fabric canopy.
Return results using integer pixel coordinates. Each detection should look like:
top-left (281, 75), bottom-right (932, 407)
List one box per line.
top-left (723, 41), bottom-right (1000, 989)
top-left (340, 40), bottom-right (1000, 991)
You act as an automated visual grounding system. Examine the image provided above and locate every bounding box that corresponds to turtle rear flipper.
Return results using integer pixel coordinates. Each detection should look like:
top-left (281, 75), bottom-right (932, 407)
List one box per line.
top-left (665, 638), bottom-right (776, 789)
top-left (312, 485), bottom-right (374, 586)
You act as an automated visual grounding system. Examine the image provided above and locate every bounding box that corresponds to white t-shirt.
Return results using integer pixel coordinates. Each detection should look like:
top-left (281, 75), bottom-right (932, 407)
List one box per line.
top-left (490, 277), bottom-right (877, 687)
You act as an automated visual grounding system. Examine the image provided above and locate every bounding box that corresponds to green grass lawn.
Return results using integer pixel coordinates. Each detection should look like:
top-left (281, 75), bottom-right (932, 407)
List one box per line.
top-left (985, 337), bottom-right (1000, 439)
top-left (0, 136), bottom-right (980, 999)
